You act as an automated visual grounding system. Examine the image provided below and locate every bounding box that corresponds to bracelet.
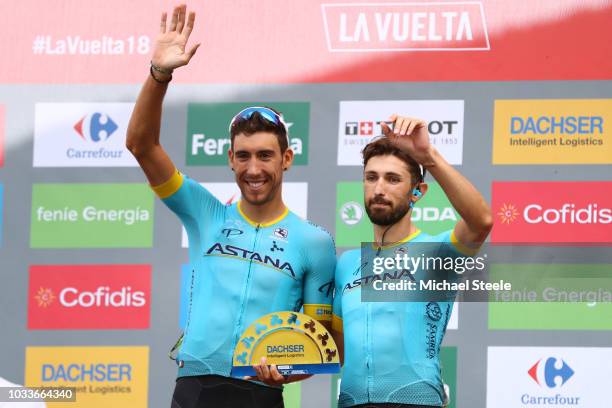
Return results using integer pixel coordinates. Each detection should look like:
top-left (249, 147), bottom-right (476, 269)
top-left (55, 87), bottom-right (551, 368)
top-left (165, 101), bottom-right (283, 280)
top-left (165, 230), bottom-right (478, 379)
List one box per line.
top-left (150, 61), bottom-right (173, 75)
top-left (150, 65), bottom-right (172, 84)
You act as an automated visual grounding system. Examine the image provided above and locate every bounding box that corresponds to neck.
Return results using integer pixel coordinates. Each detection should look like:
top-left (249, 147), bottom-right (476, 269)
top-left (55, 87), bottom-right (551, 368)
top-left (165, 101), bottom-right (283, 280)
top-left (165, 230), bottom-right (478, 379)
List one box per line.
top-left (373, 211), bottom-right (418, 247)
top-left (239, 193), bottom-right (287, 225)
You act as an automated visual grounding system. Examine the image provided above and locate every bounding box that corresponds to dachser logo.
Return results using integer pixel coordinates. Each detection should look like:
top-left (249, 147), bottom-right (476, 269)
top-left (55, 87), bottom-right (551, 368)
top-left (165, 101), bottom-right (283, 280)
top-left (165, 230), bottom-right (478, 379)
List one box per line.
top-left (28, 265), bottom-right (151, 329)
top-left (321, 2), bottom-right (490, 52)
top-left (25, 346), bottom-right (149, 408)
top-left (492, 182), bottom-right (612, 243)
top-left (493, 99), bottom-right (612, 164)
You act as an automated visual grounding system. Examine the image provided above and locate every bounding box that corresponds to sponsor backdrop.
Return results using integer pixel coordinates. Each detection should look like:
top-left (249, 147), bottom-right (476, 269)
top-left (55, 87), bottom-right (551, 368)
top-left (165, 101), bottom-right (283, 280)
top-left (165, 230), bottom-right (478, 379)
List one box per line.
top-left (0, 1), bottom-right (611, 407)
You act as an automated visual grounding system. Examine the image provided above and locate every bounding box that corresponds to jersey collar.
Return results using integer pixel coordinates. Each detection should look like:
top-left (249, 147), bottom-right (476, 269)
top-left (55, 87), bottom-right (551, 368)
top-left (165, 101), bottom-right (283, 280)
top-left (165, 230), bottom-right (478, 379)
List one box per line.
top-left (371, 229), bottom-right (422, 251)
top-left (237, 200), bottom-right (289, 228)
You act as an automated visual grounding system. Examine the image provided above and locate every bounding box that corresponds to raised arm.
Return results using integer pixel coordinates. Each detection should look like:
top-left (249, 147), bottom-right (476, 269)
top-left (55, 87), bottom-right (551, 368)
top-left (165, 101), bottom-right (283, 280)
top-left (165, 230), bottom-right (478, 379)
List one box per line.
top-left (126, 4), bottom-right (200, 185)
top-left (382, 116), bottom-right (493, 247)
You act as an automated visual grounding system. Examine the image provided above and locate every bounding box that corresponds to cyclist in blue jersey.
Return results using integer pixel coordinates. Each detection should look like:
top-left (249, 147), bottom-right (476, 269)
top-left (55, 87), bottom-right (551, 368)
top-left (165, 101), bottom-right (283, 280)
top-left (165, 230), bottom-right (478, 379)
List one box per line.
top-left (126, 5), bottom-right (336, 407)
top-left (331, 115), bottom-right (493, 408)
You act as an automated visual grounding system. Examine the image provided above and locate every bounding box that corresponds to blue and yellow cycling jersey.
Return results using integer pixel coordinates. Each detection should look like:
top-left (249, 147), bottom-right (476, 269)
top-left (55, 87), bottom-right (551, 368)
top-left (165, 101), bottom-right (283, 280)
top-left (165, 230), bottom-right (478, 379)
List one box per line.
top-left (153, 170), bottom-right (336, 378)
top-left (332, 229), bottom-right (470, 407)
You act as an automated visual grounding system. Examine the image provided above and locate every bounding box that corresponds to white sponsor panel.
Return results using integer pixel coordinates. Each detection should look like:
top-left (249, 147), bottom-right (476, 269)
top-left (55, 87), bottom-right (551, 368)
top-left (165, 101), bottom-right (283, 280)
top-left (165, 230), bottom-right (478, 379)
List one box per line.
top-left (33, 103), bottom-right (137, 167)
top-left (182, 182), bottom-right (308, 247)
top-left (337, 100), bottom-right (464, 165)
top-left (447, 302), bottom-right (458, 330)
top-left (487, 347), bottom-right (612, 408)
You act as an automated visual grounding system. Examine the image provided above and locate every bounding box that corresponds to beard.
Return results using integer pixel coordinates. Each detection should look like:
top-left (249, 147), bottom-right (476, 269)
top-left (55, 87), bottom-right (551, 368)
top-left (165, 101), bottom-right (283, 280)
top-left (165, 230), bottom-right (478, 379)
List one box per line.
top-left (365, 196), bottom-right (411, 226)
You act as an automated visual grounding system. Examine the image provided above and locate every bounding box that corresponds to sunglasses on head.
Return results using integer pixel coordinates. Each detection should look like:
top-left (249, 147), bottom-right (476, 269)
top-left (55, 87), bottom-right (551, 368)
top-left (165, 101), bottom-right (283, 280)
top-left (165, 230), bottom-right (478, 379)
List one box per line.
top-left (228, 106), bottom-right (289, 137)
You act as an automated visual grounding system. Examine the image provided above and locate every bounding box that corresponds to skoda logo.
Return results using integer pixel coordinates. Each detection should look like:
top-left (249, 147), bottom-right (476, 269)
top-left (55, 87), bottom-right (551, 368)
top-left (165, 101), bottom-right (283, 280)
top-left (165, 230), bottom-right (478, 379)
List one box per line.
top-left (341, 201), bottom-right (363, 225)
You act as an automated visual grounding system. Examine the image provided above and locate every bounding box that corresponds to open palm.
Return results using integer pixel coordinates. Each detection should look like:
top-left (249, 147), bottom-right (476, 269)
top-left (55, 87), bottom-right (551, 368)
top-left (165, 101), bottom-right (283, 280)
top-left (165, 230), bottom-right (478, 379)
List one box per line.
top-left (152, 5), bottom-right (200, 71)
top-left (381, 115), bottom-right (433, 165)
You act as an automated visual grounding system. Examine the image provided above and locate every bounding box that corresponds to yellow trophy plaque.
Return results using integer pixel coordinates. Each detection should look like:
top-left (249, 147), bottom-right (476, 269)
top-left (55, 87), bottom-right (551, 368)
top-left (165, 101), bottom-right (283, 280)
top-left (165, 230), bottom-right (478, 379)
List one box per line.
top-left (231, 311), bottom-right (340, 377)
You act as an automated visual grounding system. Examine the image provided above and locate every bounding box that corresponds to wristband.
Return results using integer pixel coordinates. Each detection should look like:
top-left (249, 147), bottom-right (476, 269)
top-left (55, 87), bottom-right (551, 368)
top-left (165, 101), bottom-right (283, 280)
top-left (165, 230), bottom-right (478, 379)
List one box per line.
top-left (150, 61), bottom-right (173, 75)
top-left (150, 65), bottom-right (172, 84)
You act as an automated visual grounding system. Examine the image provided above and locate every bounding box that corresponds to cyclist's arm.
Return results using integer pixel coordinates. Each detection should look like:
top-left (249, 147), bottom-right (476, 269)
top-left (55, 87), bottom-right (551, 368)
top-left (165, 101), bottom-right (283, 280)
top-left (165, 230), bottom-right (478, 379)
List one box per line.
top-left (126, 74), bottom-right (175, 186)
top-left (126, 5), bottom-right (200, 186)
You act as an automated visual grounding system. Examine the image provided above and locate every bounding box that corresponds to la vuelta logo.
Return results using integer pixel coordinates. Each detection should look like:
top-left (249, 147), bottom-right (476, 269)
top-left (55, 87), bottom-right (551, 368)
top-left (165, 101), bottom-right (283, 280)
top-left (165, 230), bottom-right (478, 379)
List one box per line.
top-left (491, 181), bottom-right (612, 243)
top-left (321, 2), bottom-right (490, 52)
top-left (28, 265), bottom-right (151, 329)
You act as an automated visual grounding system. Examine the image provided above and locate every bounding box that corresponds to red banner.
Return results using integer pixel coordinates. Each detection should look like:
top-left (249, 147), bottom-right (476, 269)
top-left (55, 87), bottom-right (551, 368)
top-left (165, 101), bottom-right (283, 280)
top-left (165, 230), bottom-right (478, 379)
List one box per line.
top-left (1, 0), bottom-right (610, 83)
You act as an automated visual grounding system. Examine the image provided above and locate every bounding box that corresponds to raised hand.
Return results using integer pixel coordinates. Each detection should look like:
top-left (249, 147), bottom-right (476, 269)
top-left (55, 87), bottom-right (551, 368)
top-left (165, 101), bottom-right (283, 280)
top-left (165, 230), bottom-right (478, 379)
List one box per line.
top-left (151, 4), bottom-right (200, 72)
top-left (381, 114), bottom-right (434, 166)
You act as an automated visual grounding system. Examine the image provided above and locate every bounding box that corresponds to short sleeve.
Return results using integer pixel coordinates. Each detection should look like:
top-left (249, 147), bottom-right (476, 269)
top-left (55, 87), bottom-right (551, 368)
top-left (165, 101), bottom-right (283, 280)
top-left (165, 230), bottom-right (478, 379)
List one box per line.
top-left (302, 228), bottom-right (336, 324)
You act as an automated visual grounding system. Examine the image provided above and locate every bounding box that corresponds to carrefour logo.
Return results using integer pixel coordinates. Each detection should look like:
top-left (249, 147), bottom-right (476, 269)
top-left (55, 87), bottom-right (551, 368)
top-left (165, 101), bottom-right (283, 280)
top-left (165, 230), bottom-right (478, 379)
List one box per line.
top-left (528, 358), bottom-right (574, 389)
top-left (74, 112), bottom-right (118, 142)
top-left (33, 103), bottom-right (137, 167)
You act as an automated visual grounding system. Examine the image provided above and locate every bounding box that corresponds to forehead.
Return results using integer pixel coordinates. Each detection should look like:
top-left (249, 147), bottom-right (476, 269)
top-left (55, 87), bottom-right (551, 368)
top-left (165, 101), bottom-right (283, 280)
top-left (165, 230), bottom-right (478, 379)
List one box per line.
top-left (364, 155), bottom-right (412, 177)
top-left (233, 131), bottom-right (280, 152)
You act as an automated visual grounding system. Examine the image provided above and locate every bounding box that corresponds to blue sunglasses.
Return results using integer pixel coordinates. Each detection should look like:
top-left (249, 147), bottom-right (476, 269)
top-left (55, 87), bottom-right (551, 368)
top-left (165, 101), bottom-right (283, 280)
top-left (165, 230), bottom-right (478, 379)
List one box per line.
top-left (228, 106), bottom-right (289, 137)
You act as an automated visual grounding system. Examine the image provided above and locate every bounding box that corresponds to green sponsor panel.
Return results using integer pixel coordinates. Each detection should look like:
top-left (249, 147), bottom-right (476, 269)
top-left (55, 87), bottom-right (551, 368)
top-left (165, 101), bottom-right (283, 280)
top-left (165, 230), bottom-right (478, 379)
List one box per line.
top-left (330, 374), bottom-right (340, 408)
top-left (283, 382), bottom-right (301, 408)
top-left (335, 182), bottom-right (458, 247)
top-left (329, 347), bottom-right (457, 408)
top-left (489, 264), bottom-right (612, 330)
top-left (186, 102), bottom-right (310, 166)
top-left (30, 184), bottom-right (154, 248)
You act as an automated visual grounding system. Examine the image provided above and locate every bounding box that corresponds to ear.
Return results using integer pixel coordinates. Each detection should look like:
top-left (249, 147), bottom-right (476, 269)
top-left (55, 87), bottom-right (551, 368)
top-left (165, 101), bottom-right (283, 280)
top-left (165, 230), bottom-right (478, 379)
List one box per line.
top-left (282, 147), bottom-right (294, 171)
top-left (411, 182), bottom-right (428, 204)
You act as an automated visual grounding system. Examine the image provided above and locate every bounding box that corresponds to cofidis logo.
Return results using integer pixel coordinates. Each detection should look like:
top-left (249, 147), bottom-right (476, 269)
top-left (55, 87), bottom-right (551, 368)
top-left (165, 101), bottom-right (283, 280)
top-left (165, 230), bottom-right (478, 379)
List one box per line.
top-left (30, 183), bottom-right (154, 248)
top-left (492, 181), bottom-right (612, 243)
top-left (28, 265), bottom-right (151, 329)
top-left (25, 346), bottom-right (148, 408)
top-left (33, 103), bottom-right (138, 167)
top-left (493, 99), bottom-right (612, 164)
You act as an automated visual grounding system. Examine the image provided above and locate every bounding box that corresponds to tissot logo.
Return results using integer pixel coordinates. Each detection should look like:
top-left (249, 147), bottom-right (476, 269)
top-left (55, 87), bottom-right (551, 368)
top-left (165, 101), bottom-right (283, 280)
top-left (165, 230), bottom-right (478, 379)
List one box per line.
top-left (321, 2), bottom-right (490, 52)
top-left (492, 182), bottom-right (612, 243)
top-left (28, 265), bottom-right (151, 329)
top-left (337, 101), bottom-right (464, 166)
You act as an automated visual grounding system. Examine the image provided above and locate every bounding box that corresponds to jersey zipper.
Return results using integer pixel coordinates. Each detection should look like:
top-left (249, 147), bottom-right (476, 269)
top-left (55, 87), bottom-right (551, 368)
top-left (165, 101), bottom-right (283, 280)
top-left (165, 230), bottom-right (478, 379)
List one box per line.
top-left (366, 302), bottom-right (373, 400)
top-left (230, 224), bottom-right (262, 368)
